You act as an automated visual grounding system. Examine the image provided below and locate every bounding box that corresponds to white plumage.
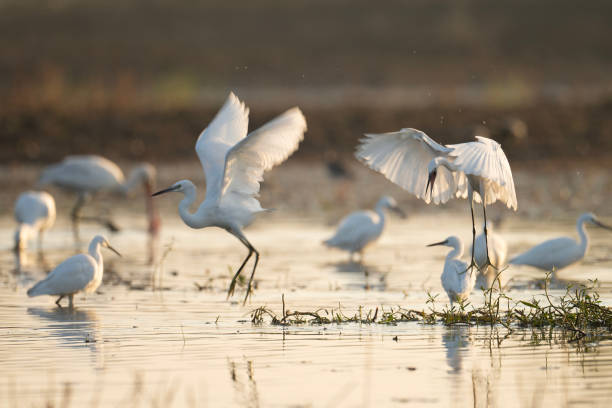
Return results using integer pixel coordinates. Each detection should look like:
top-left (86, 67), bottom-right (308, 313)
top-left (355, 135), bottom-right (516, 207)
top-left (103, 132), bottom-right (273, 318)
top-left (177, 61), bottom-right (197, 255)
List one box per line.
top-left (38, 155), bottom-right (159, 240)
top-left (153, 92), bottom-right (307, 302)
top-left (324, 196), bottom-right (405, 259)
top-left (473, 223), bottom-right (508, 288)
top-left (428, 236), bottom-right (476, 304)
top-left (14, 191), bottom-right (56, 252)
top-left (356, 128), bottom-right (517, 267)
top-left (27, 235), bottom-right (120, 307)
top-left (509, 213), bottom-right (612, 271)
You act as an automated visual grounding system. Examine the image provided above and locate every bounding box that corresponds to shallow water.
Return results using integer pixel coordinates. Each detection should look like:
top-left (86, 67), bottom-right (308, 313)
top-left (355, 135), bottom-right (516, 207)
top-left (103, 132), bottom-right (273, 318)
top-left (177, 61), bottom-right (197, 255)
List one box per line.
top-left (2, 211), bottom-right (612, 407)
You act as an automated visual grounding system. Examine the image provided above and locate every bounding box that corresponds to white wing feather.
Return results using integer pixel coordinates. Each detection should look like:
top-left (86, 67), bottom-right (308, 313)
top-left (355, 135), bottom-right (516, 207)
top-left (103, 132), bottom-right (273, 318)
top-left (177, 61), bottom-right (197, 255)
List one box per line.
top-left (195, 93), bottom-right (249, 201)
top-left (324, 211), bottom-right (380, 251)
top-left (27, 254), bottom-right (96, 296)
top-left (355, 128), bottom-right (460, 204)
top-left (39, 155), bottom-right (125, 192)
top-left (219, 107), bottom-right (307, 212)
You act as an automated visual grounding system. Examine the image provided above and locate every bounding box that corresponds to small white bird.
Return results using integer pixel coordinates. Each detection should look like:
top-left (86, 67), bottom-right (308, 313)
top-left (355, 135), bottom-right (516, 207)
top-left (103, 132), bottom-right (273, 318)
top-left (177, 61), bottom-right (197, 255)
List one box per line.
top-left (153, 92), bottom-right (306, 302)
top-left (14, 191), bottom-right (56, 253)
top-left (27, 235), bottom-right (120, 307)
top-left (509, 213), bottom-right (612, 272)
top-left (356, 128), bottom-right (517, 270)
top-left (38, 155), bottom-right (159, 240)
top-left (323, 196), bottom-right (405, 260)
top-left (428, 236), bottom-right (476, 305)
top-left (472, 222), bottom-right (508, 289)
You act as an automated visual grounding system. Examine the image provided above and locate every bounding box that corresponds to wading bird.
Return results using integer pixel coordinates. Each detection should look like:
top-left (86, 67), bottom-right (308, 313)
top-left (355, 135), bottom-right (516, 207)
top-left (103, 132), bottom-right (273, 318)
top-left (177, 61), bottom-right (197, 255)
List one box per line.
top-left (356, 128), bottom-right (517, 270)
top-left (428, 236), bottom-right (476, 305)
top-left (27, 235), bottom-right (120, 307)
top-left (323, 196), bottom-right (405, 261)
top-left (509, 213), bottom-right (612, 271)
top-left (153, 93), bottom-right (306, 302)
top-left (38, 155), bottom-right (159, 242)
top-left (472, 222), bottom-right (508, 288)
top-left (14, 191), bottom-right (56, 253)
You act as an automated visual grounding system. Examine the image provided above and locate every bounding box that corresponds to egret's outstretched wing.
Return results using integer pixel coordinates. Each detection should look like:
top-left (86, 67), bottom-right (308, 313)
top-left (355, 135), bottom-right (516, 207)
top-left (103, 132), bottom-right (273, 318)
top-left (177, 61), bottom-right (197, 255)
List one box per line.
top-left (219, 107), bottom-right (307, 212)
top-left (355, 128), bottom-right (458, 204)
top-left (195, 93), bottom-right (249, 200)
top-left (449, 136), bottom-right (517, 210)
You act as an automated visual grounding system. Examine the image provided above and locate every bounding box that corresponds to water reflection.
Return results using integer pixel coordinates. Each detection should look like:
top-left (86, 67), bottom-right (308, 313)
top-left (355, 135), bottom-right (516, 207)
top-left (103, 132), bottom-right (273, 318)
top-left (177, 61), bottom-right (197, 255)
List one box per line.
top-left (442, 326), bottom-right (470, 373)
top-left (328, 260), bottom-right (388, 291)
top-left (228, 359), bottom-right (260, 408)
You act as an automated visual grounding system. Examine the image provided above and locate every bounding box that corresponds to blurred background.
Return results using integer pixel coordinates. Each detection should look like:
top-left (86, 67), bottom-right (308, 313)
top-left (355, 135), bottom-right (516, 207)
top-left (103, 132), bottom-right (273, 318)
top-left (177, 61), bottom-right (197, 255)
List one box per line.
top-left (2, 0), bottom-right (612, 164)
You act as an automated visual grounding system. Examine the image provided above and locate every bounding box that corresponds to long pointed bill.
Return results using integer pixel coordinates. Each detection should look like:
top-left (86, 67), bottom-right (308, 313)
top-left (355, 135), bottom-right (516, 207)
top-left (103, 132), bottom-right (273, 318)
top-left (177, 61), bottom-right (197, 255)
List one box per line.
top-left (152, 185), bottom-right (179, 197)
top-left (392, 206), bottom-right (407, 219)
top-left (427, 240), bottom-right (447, 247)
top-left (107, 245), bottom-right (122, 257)
top-left (593, 220), bottom-right (612, 231)
top-left (425, 171), bottom-right (437, 200)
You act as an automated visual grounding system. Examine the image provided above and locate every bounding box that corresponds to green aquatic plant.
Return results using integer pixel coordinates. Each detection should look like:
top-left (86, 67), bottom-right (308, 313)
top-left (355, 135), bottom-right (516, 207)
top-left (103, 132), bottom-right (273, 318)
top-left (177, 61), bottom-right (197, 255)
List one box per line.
top-left (251, 273), bottom-right (612, 342)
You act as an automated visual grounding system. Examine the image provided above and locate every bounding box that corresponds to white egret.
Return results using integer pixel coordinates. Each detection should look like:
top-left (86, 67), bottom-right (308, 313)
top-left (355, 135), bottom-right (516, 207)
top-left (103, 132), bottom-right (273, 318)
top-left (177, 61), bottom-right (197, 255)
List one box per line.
top-left (472, 222), bottom-right (508, 288)
top-left (38, 155), bottom-right (159, 241)
top-left (356, 128), bottom-right (517, 270)
top-left (27, 235), bottom-right (120, 307)
top-left (153, 92), bottom-right (307, 302)
top-left (509, 213), bottom-right (612, 271)
top-left (14, 191), bottom-right (56, 253)
top-left (323, 196), bottom-right (405, 260)
top-left (428, 236), bottom-right (476, 304)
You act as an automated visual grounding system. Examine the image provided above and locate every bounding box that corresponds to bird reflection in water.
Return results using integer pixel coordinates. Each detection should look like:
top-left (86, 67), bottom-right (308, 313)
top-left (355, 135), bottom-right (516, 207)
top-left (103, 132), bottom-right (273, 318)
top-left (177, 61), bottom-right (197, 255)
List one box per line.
top-left (228, 359), bottom-right (260, 408)
top-left (328, 259), bottom-right (388, 291)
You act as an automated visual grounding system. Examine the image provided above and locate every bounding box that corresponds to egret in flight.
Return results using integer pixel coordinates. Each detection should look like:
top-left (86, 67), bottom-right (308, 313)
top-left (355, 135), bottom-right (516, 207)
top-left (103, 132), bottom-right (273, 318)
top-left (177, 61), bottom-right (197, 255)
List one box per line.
top-left (38, 155), bottom-right (159, 242)
top-left (323, 196), bottom-right (405, 261)
top-left (356, 128), bottom-right (517, 270)
top-left (14, 191), bottom-right (56, 253)
top-left (153, 93), bottom-right (307, 302)
top-left (509, 213), bottom-right (612, 271)
top-left (472, 222), bottom-right (508, 288)
top-left (428, 236), bottom-right (476, 305)
top-left (27, 235), bottom-right (120, 307)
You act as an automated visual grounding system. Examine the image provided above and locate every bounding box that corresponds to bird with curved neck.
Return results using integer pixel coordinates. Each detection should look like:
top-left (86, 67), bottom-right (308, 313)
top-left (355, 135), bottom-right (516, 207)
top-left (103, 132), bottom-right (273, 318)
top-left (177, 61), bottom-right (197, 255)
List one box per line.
top-left (324, 196), bottom-right (406, 261)
top-left (428, 236), bottom-right (476, 305)
top-left (38, 155), bottom-right (159, 244)
top-left (14, 191), bottom-right (56, 254)
top-left (472, 221), bottom-right (508, 289)
top-left (27, 235), bottom-right (121, 308)
top-left (153, 92), bottom-right (307, 303)
top-left (356, 128), bottom-right (517, 272)
top-left (510, 213), bottom-right (612, 272)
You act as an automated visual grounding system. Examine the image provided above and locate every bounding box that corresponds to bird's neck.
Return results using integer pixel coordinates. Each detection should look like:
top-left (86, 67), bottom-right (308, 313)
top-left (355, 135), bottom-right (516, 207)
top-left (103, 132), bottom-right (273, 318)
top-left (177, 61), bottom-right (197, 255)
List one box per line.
top-left (14, 224), bottom-right (33, 249)
top-left (432, 156), bottom-right (459, 172)
top-left (178, 186), bottom-right (208, 229)
top-left (447, 242), bottom-right (464, 261)
top-left (374, 204), bottom-right (387, 225)
top-left (120, 170), bottom-right (143, 194)
top-left (88, 241), bottom-right (103, 269)
top-left (576, 218), bottom-right (590, 254)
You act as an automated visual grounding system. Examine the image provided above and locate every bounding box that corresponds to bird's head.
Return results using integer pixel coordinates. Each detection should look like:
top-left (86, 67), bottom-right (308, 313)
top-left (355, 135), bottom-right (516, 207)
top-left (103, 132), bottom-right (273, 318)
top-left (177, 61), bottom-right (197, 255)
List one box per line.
top-left (427, 236), bottom-right (460, 249)
top-left (583, 213), bottom-right (612, 231)
top-left (91, 235), bottom-right (121, 257)
top-left (152, 180), bottom-right (194, 197)
top-left (378, 196), bottom-right (406, 218)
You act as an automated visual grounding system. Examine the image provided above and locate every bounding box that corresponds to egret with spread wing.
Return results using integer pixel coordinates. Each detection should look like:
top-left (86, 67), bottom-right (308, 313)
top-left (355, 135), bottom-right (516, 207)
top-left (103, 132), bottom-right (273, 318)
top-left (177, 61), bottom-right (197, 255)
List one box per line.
top-left (323, 196), bottom-right (405, 261)
top-left (356, 128), bottom-right (517, 270)
top-left (153, 93), bottom-right (307, 302)
top-left (509, 213), bottom-right (612, 271)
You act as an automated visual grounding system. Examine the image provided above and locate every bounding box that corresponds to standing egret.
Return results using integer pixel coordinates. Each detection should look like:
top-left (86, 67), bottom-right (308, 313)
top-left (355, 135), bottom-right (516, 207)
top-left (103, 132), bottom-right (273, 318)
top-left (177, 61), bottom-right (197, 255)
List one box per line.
top-left (323, 196), bottom-right (405, 260)
top-left (472, 222), bottom-right (508, 288)
top-left (356, 128), bottom-right (517, 270)
top-left (153, 92), bottom-right (307, 302)
top-left (27, 235), bottom-right (120, 307)
top-left (509, 213), bottom-right (612, 271)
top-left (428, 236), bottom-right (476, 304)
top-left (14, 191), bottom-right (56, 253)
top-left (38, 155), bottom-right (160, 243)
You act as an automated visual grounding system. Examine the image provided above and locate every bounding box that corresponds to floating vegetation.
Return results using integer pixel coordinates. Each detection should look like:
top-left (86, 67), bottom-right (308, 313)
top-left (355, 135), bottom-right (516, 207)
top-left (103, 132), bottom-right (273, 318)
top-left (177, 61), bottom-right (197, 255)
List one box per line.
top-left (251, 273), bottom-right (612, 341)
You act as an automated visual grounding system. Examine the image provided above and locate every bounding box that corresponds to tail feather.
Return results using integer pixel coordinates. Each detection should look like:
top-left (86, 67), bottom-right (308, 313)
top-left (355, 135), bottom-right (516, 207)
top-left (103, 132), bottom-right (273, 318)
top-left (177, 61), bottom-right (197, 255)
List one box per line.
top-left (27, 280), bottom-right (47, 297)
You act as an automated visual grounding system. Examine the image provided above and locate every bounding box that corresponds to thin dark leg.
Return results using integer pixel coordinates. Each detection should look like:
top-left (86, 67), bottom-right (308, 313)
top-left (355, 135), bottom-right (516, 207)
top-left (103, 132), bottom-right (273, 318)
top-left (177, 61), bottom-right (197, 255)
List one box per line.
top-left (467, 199), bottom-right (477, 272)
top-left (227, 247), bottom-right (253, 298)
top-left (482, 203), bottom-right (496, 269)
top-left (55, 295), bottom-right (64, 307)
top-left (243, 249), bottom-right (260, 304)
top-left (71, 194), bottom-right (86, 244)
top-left (68, 294), bottom-right (74, 308)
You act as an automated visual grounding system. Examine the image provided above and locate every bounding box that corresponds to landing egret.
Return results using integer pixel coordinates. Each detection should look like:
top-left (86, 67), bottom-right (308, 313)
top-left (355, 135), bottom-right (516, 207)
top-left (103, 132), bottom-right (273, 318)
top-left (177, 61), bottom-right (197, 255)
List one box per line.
top-left (428, 236), bottom-right (476, 304)
top-left (153, 92), bottom-right (307, 302)
top-left (38, 155), bottom-right (159, 242)
top-left (356, 128), bottom-right (517, 269)
top-left (509, 213), bottom-right (612, 271)
top-left (472, 222), bottom-right (508, 288)
top-left (27, 235), bottom-right (120, 307)
top-left (14, 191), bottom-right (56, 253)
top-left (323, 196), bottom-right (405, 260)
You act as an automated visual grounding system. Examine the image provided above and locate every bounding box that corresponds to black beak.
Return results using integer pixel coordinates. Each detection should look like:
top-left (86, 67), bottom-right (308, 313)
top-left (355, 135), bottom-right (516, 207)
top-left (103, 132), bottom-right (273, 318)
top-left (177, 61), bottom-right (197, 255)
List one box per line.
top-left (152, 185), bottom-right (178, 197)
top-left (392, 206), bottom-right (407, 219)
top-left (427, 239), bottom-right (447, 247)
top-left (593, 219), bottom-right (612, 231)
top-left (425, 170), bottom-right (437, 199)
